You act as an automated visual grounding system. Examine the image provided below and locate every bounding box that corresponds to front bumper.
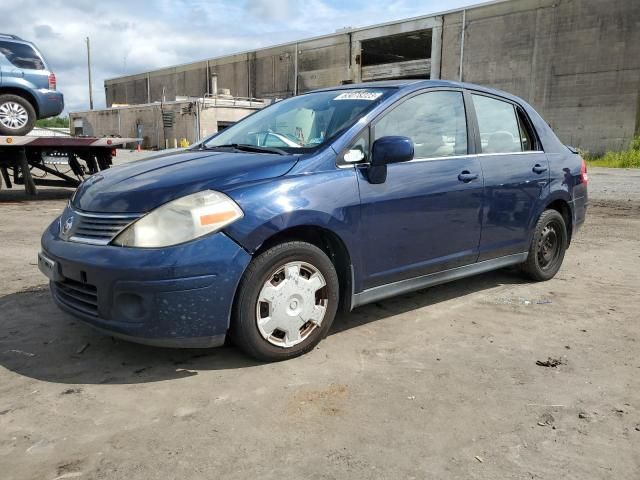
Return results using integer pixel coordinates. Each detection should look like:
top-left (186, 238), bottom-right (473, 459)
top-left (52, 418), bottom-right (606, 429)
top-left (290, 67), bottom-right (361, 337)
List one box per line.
top-left (41, 220), bottom-right (251, 347)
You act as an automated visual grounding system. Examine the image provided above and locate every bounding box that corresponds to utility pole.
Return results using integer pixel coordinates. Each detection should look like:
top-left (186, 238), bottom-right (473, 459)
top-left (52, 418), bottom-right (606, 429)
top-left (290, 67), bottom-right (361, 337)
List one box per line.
top-left (86, 37), bottom-right (94, 110)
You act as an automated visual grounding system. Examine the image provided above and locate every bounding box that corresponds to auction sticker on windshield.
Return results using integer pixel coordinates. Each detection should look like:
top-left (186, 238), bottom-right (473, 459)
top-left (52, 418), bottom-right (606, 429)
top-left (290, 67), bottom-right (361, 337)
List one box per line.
top-left (334, 91), bottom-right (383, 101)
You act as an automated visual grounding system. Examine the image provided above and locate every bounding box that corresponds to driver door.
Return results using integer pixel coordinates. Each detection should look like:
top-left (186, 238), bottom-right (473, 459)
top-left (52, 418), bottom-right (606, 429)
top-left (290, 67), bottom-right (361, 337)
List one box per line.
top-left (355, 90), bottom-right (484, 289)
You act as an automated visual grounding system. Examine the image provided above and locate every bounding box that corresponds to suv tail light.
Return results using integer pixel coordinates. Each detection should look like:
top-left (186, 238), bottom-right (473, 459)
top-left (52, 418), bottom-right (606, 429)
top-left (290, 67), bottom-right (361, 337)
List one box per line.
top-left (48, 73), bottom-right (56, 90)
top-left (580, 158), bottom-right (588, 185)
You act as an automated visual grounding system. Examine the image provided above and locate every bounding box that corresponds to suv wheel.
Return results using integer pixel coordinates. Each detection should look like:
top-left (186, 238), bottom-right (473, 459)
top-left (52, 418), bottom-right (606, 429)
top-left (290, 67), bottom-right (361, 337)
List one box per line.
top-left (0, 94), bottom-right (37, 136)
top-left (232, 241), bottom-right (339, 361)
top-left (521, 209), bottom-right (568, 281)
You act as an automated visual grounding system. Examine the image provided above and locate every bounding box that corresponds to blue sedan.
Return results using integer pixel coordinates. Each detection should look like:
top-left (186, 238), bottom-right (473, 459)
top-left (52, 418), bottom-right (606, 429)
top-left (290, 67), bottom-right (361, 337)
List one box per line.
top-left (39, 80), bottom-right (588, 361)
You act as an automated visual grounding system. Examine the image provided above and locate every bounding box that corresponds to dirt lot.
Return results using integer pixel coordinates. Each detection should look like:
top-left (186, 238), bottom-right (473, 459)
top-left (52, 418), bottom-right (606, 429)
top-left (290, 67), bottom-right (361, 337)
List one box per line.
top-left (1, 162), bottom-right (639, 480)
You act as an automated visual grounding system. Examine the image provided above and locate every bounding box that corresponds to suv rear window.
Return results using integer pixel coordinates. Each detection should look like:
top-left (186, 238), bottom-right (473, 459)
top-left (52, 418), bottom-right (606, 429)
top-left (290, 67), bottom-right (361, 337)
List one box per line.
top-left (0, 41), bottom-right (45, 70)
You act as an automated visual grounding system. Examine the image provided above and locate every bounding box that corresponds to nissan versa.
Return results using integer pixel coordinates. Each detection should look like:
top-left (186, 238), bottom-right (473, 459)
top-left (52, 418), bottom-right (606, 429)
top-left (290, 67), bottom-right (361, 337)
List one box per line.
top-left (39, 80), bottom-right (588, 361)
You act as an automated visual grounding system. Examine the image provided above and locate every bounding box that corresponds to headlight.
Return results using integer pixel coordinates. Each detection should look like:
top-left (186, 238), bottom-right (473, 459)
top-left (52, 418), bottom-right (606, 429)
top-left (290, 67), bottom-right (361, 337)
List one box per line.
top-left (112, 190), bottom-right (243, 248)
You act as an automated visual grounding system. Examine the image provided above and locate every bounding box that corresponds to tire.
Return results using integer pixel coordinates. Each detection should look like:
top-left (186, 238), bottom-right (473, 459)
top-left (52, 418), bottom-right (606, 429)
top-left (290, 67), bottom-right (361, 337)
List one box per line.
top-left (0, 94), bottom-right (37, 136)
top-left (232, 241), bottom-right (339, 361)
top-left (521, 209), bottom-right (568, 281)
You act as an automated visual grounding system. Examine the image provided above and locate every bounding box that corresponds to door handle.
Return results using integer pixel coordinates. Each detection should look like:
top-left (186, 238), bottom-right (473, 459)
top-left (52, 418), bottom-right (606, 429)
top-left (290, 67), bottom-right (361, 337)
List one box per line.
top-left (532, 164), bottom-right (548, 174)
top-left (458, 171), bottom-right (479, 182)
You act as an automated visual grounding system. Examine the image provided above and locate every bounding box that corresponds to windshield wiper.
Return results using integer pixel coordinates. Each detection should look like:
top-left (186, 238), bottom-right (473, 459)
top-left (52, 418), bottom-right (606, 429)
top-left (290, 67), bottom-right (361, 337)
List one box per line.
top-left (204, 143), bottom-right (288, 155)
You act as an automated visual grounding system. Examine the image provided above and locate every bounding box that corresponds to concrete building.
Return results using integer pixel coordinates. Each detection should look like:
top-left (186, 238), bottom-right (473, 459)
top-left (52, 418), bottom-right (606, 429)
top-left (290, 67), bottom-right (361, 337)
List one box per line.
top-left (103, 0), bottom-right (640, 154)
top-left (70, 96), bottom-right (268, 149)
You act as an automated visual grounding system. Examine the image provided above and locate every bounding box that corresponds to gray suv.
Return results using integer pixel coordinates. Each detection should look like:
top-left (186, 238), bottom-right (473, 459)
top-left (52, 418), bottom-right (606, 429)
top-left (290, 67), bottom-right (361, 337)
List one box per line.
top-left (0, 33), bottom-right (64, 136)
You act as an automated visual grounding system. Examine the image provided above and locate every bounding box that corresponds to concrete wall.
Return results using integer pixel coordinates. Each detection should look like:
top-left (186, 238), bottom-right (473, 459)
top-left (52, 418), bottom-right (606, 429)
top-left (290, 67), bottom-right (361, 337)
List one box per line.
top-left (440, 0), bottom-right (640, 153)
top-left (103, 0), bottom-right (640, 153)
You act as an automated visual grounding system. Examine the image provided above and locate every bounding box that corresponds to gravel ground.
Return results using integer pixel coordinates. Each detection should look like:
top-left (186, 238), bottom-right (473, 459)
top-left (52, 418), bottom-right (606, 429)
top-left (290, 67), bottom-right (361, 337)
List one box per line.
top-left (0, 162), bottom-right (639, 480)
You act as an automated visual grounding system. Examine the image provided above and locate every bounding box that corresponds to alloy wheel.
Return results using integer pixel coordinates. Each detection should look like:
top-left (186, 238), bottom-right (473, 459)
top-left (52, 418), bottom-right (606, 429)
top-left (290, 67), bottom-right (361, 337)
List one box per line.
top-left (0, 101), bottom-right (29, 130)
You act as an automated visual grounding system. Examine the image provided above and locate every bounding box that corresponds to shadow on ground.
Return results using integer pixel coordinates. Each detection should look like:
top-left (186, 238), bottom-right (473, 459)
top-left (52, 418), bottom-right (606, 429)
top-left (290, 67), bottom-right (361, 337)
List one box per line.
top-left (0, 268), bottom-right (525, 385)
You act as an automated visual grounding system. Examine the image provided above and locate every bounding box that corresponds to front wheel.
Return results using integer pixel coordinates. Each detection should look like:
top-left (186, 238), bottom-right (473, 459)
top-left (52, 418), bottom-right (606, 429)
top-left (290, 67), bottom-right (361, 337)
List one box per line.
top-left (232, 241), bottom-right (339, 361)
top-left (521, 209), bottom-right (568, 281)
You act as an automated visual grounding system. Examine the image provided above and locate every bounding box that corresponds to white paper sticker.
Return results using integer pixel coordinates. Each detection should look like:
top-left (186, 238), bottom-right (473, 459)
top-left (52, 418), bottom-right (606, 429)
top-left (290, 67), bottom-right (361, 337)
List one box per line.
top-left (334, 91), bottom-right (383, 101)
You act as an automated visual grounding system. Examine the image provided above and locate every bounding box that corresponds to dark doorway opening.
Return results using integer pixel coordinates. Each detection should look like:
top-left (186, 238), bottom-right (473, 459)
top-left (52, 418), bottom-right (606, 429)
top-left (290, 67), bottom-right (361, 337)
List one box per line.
top-left (360, 30), bottom-right (432, 81)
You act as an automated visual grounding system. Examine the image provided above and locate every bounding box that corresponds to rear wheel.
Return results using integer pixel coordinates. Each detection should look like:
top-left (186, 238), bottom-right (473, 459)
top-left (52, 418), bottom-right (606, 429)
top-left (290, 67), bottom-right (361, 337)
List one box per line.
top-left (521, 209), bottom-right (568, 281)
top-left (232, 241), bottom-right (339, 361)
top-left (0, 94), bottom-right (36, 136)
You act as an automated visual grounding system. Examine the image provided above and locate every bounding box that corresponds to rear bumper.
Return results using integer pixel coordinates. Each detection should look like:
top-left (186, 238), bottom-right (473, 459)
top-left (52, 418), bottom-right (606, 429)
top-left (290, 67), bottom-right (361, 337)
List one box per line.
top-left (35, 90), bottom-right (64, 118)
top-left (571, 193), bottom-right (588, 233)
top-left (41, 220), bottom-right (251, 347)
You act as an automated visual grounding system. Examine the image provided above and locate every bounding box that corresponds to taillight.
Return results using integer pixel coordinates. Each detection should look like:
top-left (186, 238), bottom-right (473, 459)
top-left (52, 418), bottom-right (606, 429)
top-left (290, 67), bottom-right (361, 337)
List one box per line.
top-left (580, 158), bottom-right (588, 185)
top-left (111, 148), bottom-right (117, 157)
top-left (48, 73), bottom-right (56, 90)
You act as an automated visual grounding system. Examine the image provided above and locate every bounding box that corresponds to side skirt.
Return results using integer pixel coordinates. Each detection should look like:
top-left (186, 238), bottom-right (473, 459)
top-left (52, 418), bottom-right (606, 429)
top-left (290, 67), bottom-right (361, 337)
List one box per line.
top-left (351, 252), bottom-right (528, 309)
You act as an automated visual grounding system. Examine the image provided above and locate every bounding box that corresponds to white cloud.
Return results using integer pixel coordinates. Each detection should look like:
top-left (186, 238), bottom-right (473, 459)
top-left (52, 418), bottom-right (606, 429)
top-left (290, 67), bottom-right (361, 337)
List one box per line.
top-left (0, 0), bottom-right (479, 113)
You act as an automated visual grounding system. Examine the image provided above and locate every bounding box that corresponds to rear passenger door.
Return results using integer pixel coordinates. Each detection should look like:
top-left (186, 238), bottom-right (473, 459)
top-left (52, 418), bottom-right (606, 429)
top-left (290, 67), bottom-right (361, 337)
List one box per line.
top-left (469, 92), bottom-right (549, 261)
top-left (356, 89), bottom-right (484, 289)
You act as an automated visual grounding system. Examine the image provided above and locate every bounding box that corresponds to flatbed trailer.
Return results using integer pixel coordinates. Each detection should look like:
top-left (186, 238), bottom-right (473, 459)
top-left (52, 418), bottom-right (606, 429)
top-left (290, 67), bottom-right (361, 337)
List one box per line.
top-left (0, 136), bottom-right (140, 195)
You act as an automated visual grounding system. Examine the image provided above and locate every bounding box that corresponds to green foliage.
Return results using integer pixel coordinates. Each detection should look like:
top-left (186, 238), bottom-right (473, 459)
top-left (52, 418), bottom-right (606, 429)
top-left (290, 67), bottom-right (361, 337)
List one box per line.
top-left (586, 136), bottom-right (640, 168)
top-left (35, 116), bottom-right (69, 128)
top-left (581, 136), bottom-right (640, 168)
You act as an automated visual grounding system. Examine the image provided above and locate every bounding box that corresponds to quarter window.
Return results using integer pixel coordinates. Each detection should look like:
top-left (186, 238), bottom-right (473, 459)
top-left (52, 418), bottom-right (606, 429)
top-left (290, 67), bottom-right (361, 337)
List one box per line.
top-left (516, 108), bottom-right (536, 151)
top-left (374, 91), bottom-right (468, 159)
top-left (472, 94), bottom-right (526, 154)
top-left (0, 41), bottom-right (45, 70)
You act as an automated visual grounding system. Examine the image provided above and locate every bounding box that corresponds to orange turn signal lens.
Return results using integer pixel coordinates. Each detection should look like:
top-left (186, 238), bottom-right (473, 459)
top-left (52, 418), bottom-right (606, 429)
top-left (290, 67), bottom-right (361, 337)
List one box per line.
top-left (199, 211), bottom-right (237, 226)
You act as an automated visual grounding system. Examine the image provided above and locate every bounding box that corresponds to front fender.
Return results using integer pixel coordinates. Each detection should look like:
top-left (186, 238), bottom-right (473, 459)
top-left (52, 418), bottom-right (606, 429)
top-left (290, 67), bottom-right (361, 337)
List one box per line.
top-left (222, 169), bottom-right (361, 255)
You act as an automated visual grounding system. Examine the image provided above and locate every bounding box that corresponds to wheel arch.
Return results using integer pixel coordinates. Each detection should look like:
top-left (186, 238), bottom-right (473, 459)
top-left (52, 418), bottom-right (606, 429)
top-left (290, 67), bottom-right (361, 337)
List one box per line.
top-left (527, 191), bottom-right (574, 249)
top-left (543, 196), bottom-right (573, 246)
top-left (0, 87), bottom-right (40, 116)
top-left (253, 225), bottom-right (354, 312)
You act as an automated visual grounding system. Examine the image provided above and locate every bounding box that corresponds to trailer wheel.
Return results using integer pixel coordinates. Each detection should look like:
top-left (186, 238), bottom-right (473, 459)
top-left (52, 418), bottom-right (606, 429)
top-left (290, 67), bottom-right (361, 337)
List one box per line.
top-left (0, 94), bottom-right (36, 136)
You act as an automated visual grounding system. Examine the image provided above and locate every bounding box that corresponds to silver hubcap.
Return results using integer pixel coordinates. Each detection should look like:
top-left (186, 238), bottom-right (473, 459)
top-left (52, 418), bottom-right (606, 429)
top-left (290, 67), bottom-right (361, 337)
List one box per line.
top-left (256, 261), bottom-right (328, 348)
top-left (0, 102), bottom-right (29, 130)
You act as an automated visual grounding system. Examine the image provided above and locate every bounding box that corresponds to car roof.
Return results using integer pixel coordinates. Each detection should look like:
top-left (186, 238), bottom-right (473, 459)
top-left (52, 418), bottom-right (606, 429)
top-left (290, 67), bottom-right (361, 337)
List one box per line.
top-left (309, 79), bottom-right (522, 104)
top-left (0, 34), bottom-right (37, 48)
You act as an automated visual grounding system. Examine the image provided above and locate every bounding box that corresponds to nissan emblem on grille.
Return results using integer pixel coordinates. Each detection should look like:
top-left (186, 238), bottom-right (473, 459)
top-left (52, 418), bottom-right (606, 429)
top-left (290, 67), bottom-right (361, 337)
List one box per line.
top-left (60, 207), bottom-right (141, 245)
top-left (61, 216), bottom-right (74, 238)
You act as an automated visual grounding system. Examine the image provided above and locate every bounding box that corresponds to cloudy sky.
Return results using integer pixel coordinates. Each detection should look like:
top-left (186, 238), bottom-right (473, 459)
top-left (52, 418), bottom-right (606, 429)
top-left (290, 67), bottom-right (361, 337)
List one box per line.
top-left (1, 0), bottom-right (482, 113)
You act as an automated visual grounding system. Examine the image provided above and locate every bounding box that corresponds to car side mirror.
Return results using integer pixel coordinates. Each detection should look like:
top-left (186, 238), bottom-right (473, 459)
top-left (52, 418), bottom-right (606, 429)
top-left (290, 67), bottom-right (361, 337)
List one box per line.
top-left (367, 136), bottom-right (414, 184)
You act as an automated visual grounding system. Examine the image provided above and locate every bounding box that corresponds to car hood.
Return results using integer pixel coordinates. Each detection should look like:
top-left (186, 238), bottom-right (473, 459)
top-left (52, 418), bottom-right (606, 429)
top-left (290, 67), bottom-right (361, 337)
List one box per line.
top-left (72, 150), bottom-right (299, 213)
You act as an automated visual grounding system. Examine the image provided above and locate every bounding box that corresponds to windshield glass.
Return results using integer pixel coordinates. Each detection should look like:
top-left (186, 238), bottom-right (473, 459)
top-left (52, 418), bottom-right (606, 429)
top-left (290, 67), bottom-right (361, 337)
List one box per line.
top-left (203, 88), bottom-right (393, 152)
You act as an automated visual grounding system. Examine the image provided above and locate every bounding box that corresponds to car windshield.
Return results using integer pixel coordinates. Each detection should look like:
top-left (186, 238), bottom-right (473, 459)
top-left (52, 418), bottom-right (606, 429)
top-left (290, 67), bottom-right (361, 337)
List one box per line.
top-left (203, 88), bottom-right (393, 153)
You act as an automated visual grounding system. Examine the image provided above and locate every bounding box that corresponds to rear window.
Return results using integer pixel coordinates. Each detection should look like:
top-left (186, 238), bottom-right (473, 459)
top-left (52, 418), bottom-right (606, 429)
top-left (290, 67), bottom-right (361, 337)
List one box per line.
top-left (0, 41), bottom-right (45, 70)
top-left (472, 94), bottom-right (523, 154)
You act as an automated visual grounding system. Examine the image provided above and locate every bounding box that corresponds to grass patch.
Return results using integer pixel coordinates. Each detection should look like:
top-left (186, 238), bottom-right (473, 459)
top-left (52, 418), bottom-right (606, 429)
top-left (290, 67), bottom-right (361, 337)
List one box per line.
top-left (36, 116), bottom-right (69, 128)
top-left (585, 136), bottom-right (640, 168)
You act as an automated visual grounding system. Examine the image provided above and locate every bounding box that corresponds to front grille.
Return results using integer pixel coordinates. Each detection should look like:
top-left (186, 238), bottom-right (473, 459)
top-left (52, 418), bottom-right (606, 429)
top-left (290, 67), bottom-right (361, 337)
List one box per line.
top-left (53, 278), bottom-right (99, 316)
top-left (67, 210), bottom-right (140, 245)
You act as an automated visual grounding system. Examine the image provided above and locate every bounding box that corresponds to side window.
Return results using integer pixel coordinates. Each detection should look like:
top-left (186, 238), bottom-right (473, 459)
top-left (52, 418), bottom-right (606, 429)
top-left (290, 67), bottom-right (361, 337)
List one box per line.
top-left (472, 94), bottom-right (523, 154)
top-left (0, 41), bottom-right (45, 70)
top-left (374, 91), bottom-right (468, 159)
